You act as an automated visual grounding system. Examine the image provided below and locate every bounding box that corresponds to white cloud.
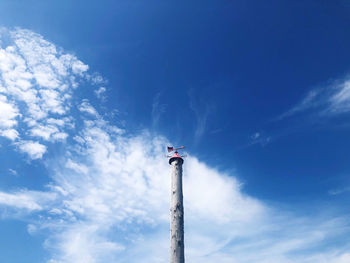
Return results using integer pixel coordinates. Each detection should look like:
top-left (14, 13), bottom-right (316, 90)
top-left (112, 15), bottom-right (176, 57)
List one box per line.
top-left (328, 187), bottom-right (350, 195)
top-left (52, 132), bottom-right (69, 141)
top-left (89, 73), bottom-right (106, 85)
top-left (277, 77), bottom-right (350, 120)
top-left (65, 159), bottom-right (89, 175)
top-left (0, 27), bottom-right (89, 157)
top-left (2, 106), bottom-right (349, 263)
top-left (185, 157), bottom-right (263, 223)
top-left (18, 140), bottom-right (47, 159)
top-left (0, 191), bottom-right (48, 211)
top-left (79, 100), bottom-right (99, 117)
top-left (0, 95), bottom-right (19, 128)
top-left (248, 131), bottom-right (271, 147)
top-left (188, 89), bottom-right (211, 144)
top-left (94, 87), bottom-right (106, 100)
top-left (25, 118), bottom-right (348, 263)
top-left (71, 60), bottom-right (89, 75)
top-left (0, 94), bottom-right (19, 140)
top-left (0, 128), bottom-right (19, 140)
top-left (152, 92), bottom-right (167, 128)
top-left (276, 89), bottom-right (321, 120)
top-left (30, 124), bottom-right (59, 141)
top-left (251, 132), bottom-right (260, 140)
top-left (46, 223), bottom-right (125, 263)
top-left (329, 79), bottom-right (350, 113)
top-left (27, 224), bottom-right (37, 235)
top-left (46, 118), bottom-right (66, 127)
top-left (334, 253), bottom-right (350, 263)
top-left (8, 168), bottom-right (17, 176)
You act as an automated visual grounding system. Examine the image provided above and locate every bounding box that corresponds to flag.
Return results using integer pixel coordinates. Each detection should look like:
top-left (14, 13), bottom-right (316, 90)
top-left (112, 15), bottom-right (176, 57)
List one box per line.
top-left (167, 146), bottom-right (174, 152)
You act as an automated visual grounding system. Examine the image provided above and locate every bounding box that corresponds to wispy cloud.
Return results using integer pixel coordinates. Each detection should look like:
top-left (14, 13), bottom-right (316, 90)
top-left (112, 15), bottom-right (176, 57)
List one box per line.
top-left (328, 186), bottom-right (350, 196)
top-left (0, 27), bottom-right (90, 158)
top-left (94, 87), bottom-right (107, 101)
top-left (252, 77), bottom-right (350, 149)
top-left (244, 131), bottom-right (272, 148)
top-left (328, 78), bottom-right (350, 114)
top-left (0, 190), bottom-right (56, 212)
top-left (277, 76), bottom-right (350, 121)
top-left (151, 92), bottom-right (167, 128)
top-left (79, 99), bottom-right (100, 118)
top-left (17, 140), bottom-right (47, 160)
top-left (188, 89), bottom-right (211, 144)
top-left (0, 94), bottom-right (20, 140)
top-left (276, 89), bottom-right (322, 121)
top-left (8, 168), bottom-right (18, 176)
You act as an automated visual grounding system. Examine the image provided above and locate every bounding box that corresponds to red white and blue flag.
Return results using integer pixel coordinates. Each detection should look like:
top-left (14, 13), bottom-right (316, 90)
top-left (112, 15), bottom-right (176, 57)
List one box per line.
top-left (167, 146), bottom-right (174, 152)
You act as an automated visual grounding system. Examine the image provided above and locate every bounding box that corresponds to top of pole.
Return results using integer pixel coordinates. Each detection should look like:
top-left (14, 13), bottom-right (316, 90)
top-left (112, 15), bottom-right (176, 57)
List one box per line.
top-left (169, 151), bottom-right (184, 165)
top-left (167, 146), bottom-right (185, 165)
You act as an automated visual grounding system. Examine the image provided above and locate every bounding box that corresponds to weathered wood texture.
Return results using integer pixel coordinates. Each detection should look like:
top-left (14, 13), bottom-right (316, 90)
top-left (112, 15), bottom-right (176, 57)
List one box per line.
top-left (170, 158), bottom-right (185, 263)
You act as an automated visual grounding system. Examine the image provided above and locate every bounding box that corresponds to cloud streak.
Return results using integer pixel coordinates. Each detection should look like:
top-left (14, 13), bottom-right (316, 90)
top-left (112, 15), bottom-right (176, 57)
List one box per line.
top-left (277, 76), bottom-right (350, 121)
top-left (188, 89), bottom-right (211, 144)
top-left (151, 92), bottom-right (167, 128)
top-left (0, 27), bottom-right (89, 158)
top-left (0, 190), bottom-right (56, 212)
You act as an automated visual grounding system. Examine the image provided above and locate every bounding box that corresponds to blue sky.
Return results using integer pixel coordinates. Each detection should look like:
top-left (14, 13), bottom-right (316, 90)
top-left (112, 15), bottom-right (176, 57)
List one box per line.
top-left (0, 1), bottom-right (350, 262)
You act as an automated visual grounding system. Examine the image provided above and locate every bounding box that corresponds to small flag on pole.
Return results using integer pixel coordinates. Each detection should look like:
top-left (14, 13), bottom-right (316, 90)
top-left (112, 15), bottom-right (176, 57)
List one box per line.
top-left (167, 146), bottom-right (174, 152)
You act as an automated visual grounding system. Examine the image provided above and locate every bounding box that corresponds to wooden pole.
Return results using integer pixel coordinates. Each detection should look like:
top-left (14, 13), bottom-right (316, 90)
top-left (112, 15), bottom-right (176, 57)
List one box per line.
top-left (169, 157), bottom-right (185, 263)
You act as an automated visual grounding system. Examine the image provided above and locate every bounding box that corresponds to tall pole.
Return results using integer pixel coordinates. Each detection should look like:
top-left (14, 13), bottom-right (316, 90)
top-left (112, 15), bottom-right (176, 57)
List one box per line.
top-left (169, 153), bottom-right (185, 263)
